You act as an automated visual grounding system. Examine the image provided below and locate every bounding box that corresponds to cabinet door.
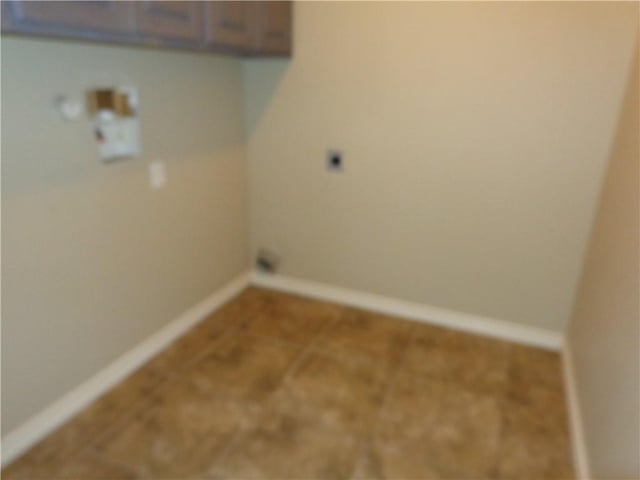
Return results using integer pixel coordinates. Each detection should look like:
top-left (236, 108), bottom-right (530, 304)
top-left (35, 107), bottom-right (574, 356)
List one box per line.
top-left (136, 1), bottom-right (203, 45)
top-left (204, 1), bottom-right (256, 53)
top-left (2, 1), bottom-right (136, 40)
top-left (255, 1), bottom-right (291, 55)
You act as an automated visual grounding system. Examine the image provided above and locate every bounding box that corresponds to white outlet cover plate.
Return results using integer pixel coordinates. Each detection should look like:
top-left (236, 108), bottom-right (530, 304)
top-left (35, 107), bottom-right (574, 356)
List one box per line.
top-left (149, 161), bottom-right (167, 189)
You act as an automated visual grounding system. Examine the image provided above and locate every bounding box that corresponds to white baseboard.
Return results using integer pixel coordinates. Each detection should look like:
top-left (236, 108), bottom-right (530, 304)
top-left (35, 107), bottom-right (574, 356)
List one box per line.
top-left (251, 272), bottom-right (563, 351)
top-left (562, 341), bottom-right (591, 479)
top-left (1, 271), bottom-right (251, 468)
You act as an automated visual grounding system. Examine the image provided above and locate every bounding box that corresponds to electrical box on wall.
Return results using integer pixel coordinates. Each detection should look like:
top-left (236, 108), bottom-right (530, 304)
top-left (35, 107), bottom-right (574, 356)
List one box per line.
top-left (87, 87), bottom-right (140, 161)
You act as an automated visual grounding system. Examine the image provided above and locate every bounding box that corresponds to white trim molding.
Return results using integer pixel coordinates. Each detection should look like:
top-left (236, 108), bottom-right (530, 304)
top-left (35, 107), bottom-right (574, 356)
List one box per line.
top-left (250, 272), bottom-right (563, 351)
top-left (1, 271), bottom-right (251, 468)
top-left (562, 341), bottom-right (591, 479)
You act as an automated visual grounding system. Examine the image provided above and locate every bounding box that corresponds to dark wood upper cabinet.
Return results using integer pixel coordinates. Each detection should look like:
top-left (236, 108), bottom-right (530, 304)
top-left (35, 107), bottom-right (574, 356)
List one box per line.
top-left (205, 1), bottom-right (292, 56)
top-left (255, 1), bottom-right (291, 56)
top-left (204, 1), bottom-right (256, 52)
top-left (2, 1), bottom-right (136, 41)
top-left (136, 1), bottom-right (203, 45)
top-left (1, 1), bottom-right (292, 58)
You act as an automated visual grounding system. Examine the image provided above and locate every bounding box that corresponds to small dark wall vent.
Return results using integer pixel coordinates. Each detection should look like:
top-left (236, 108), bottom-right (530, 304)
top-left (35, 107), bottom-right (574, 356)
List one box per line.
top-left (256, 249), bottom-right (280, 273)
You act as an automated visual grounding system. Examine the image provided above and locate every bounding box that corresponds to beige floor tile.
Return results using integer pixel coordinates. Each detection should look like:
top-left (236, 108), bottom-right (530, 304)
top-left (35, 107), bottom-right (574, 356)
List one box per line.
top-left (498, 384), bottom-right (574, 479)
top-left (47, 452), bottom-right (137, 480)
top-left (496, 426), bottom-right (574, 480)
top-left (2, 447), bottom-right (135, 480)
top-left (369, 373), bottom-right (502, 479)
top-left (403, 323), bottom-right (511, 395)
top-left (2, 288), bottom-right (575, 480)
top-left (504, 347), bottom-right (571, 436)
top-left (4, 360), bottom-right (165, 479)
top-left (71, 364), bottom-right (163, 437)
top-left (143, 315), bottom-right (232, 378)
top-left (504, 382), bottom-right (570, 432)
top-left (351, 438), bottom-right (444, 480)
top-left (1, 422), bottom-right (87, 480)
top-left (188, 331), bottom-right (302, 403)
top-left (239, 291), bottom-right (341, 345)
top-left (256, 288), bottom-right (343, 322)
top-left (142, 289), bottom-right (268, 379)
top-left (209, 287), bottom-right (270, 325)
top-left (314, 307), bottom-right (413, 366)
top-left (1, 449), bottom-right (62, 480)
top-left (508, 343), bottom-right (564, 390)
top-left (280, 350), bottom-right (391, 433)
top-left (98, 378), bottom-right (253, 479)
top-left (210, 398), bottom-right (363, 480)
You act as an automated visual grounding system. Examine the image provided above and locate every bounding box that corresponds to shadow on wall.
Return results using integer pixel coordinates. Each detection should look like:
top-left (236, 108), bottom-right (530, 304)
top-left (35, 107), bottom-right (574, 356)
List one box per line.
top-left (567, 37), bottom-right (639, 479)
top-left (243, 59), bottom-right (290, 138)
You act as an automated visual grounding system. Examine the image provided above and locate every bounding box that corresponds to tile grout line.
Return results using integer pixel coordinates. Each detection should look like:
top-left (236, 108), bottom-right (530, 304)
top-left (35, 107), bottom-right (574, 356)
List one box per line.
top-left (83, 300), bottom-right (270, 478)
top-left (347, 322), bottom-right (421, 477)
top-left (200, 305), bottom-right (348, 476)
top-left (6, 288), bottom-right (575, 479)
top-left (201, 426), bottom-right (250, 479)
top-left (279, 304), bottom-right (348, 382)
top-left (90, 321), bottom-right (245, 446)
top-left (176, 385), bottom-right (264, 480)
top-left (489, 348), bottom-right (516, 479)
top-left (78, 301), bottom-right (258, 468)
top-left (374, 323), bottom-right (421, 424)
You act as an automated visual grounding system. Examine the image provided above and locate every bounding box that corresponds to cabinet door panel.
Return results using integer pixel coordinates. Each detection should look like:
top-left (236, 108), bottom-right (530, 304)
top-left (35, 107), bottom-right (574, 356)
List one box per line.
top-left (2, 0), bottom-right (291, 58)
top-left (136, 1), bottom-right (203, 43)
top-left (5, 1), bottom-right (136, 37)
top-left (256, 1), bottom-right (291, 55)
top-left (205, 1), bottom-right (256, 52)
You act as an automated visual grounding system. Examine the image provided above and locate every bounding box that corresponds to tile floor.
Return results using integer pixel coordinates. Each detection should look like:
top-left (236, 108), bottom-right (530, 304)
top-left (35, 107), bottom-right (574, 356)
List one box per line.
top-left (3, 287), bottom-right (574, 479)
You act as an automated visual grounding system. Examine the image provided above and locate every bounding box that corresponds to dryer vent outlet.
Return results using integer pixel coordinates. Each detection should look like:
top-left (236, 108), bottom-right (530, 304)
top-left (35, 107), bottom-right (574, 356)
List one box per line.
top-left (256, 249), bottom-right (280, 273)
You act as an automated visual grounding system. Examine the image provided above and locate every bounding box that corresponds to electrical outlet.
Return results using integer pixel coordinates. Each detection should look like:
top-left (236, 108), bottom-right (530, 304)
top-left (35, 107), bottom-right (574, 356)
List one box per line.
top-left (327, 150), bottom-right (343, 172)
top-left (149, 161), bottom-right (167, 189)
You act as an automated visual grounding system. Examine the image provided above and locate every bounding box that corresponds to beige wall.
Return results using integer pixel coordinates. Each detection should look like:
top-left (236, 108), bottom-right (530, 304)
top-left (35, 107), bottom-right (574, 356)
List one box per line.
top-left (243, 1), bottom-right (638, 332)
top-left (1, 38), bottom-right (248, 434)
top-left (567, 40), bottom-right (639, 479)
